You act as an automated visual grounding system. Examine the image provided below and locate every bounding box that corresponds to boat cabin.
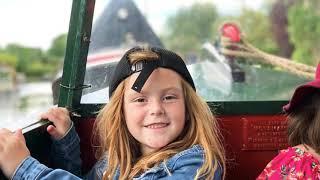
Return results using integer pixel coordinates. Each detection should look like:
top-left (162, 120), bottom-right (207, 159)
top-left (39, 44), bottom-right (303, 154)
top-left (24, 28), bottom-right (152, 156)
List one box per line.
top-left (1, 0), bottom-right (317, 179)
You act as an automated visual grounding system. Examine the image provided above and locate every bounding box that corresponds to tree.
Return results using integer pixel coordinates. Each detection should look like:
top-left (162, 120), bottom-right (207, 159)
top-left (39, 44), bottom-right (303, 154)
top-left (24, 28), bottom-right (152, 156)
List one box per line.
top-left (0, 53), bottom-right (17, 68)
top-left (269, 0), bottom-right (296, 58)
top-left (236, 8), bottom-right (279, 54)
top-left (162, 3), bottom-right (218, 55)
top-left (47, 34), bottom-right (67, 59)
top-left (25, 61), bottom-right (55, 77)
top-left (2, 35), bottom-right (66, 79)
top-left (5, 44), bottom-right (43, 72)
top-left (287, 0), bottom-right (320, 65)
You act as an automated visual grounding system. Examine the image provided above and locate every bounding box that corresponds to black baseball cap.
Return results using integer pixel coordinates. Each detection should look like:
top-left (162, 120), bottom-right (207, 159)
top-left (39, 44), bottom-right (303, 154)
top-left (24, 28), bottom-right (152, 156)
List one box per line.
top-left (109, 46), bottom-right (196, 98)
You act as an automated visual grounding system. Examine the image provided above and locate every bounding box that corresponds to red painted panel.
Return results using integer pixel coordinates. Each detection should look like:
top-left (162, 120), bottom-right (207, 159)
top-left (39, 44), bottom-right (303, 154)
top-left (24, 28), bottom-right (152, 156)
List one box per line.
top-left (218, 115), bottom-right (288, 180)
top-left (75, 118), bottom-right (97, 173)
top-left (76, 115), bottom-right (288, 179)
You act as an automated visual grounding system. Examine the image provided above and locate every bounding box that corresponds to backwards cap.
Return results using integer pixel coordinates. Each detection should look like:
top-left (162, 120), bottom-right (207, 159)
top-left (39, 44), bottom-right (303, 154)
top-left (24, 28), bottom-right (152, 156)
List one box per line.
top-left (109, 46), bottom-right (196, 98)
top-left (283, 63), bottom-right (320, 113)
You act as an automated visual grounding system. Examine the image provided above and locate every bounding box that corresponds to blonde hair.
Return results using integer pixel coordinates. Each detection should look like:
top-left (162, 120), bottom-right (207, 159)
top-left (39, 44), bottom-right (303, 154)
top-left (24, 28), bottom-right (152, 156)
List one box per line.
top-left (93, 49), bottom-right (225, 179)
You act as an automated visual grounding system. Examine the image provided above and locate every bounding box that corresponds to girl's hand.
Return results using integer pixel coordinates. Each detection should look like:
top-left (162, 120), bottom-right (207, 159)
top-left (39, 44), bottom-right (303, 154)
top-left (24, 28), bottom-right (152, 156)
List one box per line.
top-left (0, 129), bottom-right (30, 178)
top-left (41, 107), bottom-right (72, 140)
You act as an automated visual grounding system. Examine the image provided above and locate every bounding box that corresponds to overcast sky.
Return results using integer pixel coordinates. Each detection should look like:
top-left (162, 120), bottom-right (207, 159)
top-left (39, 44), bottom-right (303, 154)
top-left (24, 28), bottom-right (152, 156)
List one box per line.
top-left (0, 0), bottom-right (264, 50)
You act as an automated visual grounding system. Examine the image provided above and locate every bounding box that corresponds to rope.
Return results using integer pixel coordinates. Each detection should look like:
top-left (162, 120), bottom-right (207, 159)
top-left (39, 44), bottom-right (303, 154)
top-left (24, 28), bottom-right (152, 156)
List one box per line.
top-left (220, 36), bottom-right (316, 79)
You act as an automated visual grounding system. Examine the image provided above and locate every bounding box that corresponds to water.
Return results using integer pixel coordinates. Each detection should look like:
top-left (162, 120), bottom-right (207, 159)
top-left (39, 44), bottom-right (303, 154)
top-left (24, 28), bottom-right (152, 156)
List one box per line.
top-left (0, 82), bottom-right (53, 131)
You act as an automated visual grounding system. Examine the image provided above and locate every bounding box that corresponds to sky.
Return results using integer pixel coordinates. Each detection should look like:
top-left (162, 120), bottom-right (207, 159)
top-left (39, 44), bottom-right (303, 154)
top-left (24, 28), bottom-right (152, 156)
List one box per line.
top-left (0, 0), bottom-right (264, 50)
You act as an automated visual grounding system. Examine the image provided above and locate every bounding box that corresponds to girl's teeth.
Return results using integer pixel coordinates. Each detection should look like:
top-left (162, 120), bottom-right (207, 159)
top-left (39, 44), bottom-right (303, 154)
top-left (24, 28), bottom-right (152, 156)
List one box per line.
top-left (147, 123), bottom-right (167, 129)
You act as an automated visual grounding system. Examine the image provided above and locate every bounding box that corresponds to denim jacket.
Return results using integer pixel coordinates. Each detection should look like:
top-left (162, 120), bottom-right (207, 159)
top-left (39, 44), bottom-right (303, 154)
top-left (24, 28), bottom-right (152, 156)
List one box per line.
top-left (12, 125), bottom-right (222, 180)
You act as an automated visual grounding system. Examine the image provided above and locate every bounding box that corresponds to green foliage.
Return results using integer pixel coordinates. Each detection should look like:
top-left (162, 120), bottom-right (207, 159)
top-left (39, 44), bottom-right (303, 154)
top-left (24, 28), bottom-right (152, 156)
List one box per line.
top-left (0, 53), bottom-right (17, 67)
top-left (288, 1), bottom-right (320, 65)
top-left (5, 44), bottom-right (44, 72)
top-left (162, 3), bottom-right (218, 55)
top-left (24, 61), bottom-right (55, 77)
top-left (292, 48), bottom-right (314, 65)
top-left (47, 34), bottom-right (67, 58)
top-left (3, 39), bottom-right (63, 79)
top-left (161, 3), bottom-right (280, 60)
top-left (235, 8), bottom-right (279, 54)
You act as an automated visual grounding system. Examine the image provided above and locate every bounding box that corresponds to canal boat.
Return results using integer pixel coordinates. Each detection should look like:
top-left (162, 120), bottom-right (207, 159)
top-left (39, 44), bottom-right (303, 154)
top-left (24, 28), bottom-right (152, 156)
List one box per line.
top-left (1, 0), bottom-right (317, 179)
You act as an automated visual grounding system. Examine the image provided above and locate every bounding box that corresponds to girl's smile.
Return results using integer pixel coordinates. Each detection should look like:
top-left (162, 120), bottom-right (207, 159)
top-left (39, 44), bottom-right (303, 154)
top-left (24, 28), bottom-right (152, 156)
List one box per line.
top-left (144, 122), bottom-right (170, 129)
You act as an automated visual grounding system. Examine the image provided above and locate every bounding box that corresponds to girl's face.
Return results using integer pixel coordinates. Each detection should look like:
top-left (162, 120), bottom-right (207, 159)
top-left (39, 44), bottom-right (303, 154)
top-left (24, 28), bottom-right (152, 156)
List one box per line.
top-left (123, 68), bottom-right (186, 155)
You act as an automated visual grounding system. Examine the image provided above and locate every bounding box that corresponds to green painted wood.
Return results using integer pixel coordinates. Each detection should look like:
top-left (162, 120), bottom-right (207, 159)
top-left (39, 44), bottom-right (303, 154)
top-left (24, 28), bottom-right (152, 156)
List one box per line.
top-left (58, 0), bottom-right (95, 110)
top-left (208, 101), bottom-right (287, 115)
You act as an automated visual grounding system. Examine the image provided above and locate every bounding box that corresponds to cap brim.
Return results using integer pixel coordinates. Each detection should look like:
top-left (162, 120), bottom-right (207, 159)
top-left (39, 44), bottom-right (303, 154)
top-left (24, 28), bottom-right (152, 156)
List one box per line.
top-left (283, 79), bottom-right (320, 113)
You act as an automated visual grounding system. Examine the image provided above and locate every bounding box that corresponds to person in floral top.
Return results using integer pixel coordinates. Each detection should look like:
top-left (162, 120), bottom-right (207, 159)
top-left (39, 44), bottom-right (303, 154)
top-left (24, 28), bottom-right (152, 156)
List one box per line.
top-left (257, 63), bottom-right (320, 180)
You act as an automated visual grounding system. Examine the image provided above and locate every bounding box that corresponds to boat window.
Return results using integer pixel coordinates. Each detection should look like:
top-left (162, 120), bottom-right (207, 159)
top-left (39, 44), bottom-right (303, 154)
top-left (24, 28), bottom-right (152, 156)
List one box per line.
top-left (0, 1), bottom-right (72, 131)
top-left (81, 0), bottom-right (317, 104)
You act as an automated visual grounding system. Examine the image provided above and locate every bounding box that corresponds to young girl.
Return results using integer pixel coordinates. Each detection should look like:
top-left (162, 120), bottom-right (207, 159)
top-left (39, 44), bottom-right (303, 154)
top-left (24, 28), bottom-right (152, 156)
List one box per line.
top-left (257, 63), bottom-right (320, 179)
top-left (0, 46), bottom-right (225, 179)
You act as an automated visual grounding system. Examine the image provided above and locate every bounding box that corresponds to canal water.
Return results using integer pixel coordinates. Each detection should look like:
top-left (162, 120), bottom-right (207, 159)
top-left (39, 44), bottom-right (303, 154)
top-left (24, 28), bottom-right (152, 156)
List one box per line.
top-left (0, 82), bottom-right (52, 131)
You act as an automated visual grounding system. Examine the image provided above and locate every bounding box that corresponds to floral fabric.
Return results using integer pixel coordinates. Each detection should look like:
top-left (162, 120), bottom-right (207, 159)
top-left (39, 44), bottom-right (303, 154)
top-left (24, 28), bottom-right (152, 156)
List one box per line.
top-left (257, 147), bottom-right (320, 180)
